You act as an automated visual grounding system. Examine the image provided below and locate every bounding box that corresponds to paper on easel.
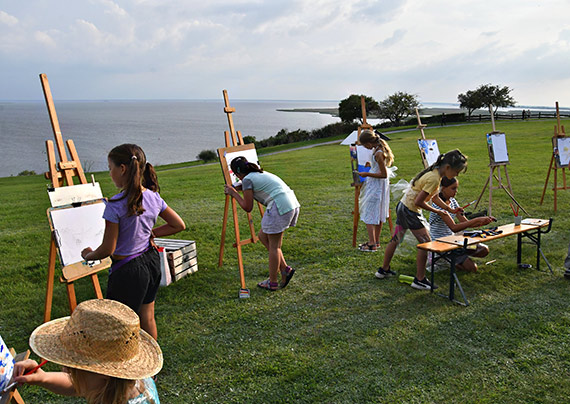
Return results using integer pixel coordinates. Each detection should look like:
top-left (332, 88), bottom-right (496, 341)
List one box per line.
top-left (48, 183), bottom-right (103, 207)
top-left (487, 133), bottom-right (509, 163)
top-left (0, 336), bottom-right (15, 392)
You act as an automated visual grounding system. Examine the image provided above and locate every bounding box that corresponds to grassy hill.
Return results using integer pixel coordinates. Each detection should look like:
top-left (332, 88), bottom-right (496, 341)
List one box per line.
top-left (1, 119), bottom-right (569, 403)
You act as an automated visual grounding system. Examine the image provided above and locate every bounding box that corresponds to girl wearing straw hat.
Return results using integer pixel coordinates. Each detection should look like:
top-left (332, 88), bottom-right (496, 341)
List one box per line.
top-left (12, 299), bottom-right (162, 404)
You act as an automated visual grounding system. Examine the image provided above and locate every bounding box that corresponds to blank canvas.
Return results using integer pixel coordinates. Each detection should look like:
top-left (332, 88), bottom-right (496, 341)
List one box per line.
top-left (49, 201), bottom-right (106, 266)
top-left (487, 133), bottom-right (509, 163)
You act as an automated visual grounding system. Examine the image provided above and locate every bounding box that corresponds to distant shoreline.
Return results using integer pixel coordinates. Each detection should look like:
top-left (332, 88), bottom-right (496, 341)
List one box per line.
top-left (276, 106), bottom-right (487, 117)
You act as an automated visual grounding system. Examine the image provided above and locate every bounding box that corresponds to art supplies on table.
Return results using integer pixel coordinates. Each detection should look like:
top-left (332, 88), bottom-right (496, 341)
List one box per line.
top-left (154, 239), bottom-right (198, 283)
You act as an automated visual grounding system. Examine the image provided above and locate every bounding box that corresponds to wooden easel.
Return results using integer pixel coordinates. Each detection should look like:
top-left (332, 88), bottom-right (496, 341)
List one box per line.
top-left (474, 106), bottom-right (514, 216)
top-left (218, 90), bottom-right (264, 298)
top-left (0, 349), bottom-right (30, 404)
top-left (40, 74), bottom-right (108, 322)
top-left (416, 107), bottom-right (427, 141)
top-left (351, 96), bottom-right (393, 247)
top-left (540, 102), bottom-right (569, 212)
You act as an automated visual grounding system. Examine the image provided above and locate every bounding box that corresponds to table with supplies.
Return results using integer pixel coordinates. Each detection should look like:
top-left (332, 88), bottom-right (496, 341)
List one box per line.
top-left (417, 218), bottom-right (553, 306)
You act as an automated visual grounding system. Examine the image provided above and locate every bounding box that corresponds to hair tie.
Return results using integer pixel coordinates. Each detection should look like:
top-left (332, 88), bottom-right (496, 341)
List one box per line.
top-left (131, 155), bottom-right (137, 160)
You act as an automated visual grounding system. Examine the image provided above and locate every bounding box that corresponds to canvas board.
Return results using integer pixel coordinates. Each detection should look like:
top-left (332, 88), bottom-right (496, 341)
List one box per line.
top-left (217, 144), bottom-right (260, 186)
top-left (418, 139), bottom-right (440, 167)
top-left (556, 137), bottom-right (570, 167)
top-left (487, 133), bottom-right (509, 163)
top-left (48, 199), bottom-right (106, 267)
top-left (0, 336), bottom-right (14, 392)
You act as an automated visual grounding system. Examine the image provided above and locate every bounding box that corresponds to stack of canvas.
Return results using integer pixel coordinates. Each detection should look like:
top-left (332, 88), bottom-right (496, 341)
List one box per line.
top-left (154, 238), bottom-right (198, 284)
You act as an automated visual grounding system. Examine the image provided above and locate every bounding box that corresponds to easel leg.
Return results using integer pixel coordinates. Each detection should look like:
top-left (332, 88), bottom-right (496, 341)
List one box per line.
top-left (44, 240), bottom-right (57, 323)
top-left (540, 155), bottom-right (555, 205)
top-left (246, 211), bottom-right (258, 243)
top-left (218, 195), bottom-right (231, 267)
top-left (488, 167), bottom-right (494, 216)
top-left (13, 389), bottom-right (26, 404)
top-left (475, 175), bottom-right (490, 210)
top-left (66, 282), bottom-right (77, 313)
top-left (90, 274), bottom-right (103, 299)
top-left (554, 164), bottom-right (558, 212)
top-left (352, 185), bottom-right (360, 247)
top-left (503, 165), bottom-right (513, 194)
top-left (231, 199), bottom-right (249, 297)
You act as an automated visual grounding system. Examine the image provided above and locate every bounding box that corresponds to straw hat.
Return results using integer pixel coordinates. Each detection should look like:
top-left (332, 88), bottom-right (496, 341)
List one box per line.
top-left (29, 299), bottom-right (163, 380)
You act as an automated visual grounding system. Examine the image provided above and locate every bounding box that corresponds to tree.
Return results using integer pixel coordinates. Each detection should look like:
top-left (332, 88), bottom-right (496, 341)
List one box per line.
top-left (197, 149), bottom-right (217, 162)
top-left (457, 89), bottom-right (483, 118)
top-left (338, 94), bottom-right (379, 123)
top-left (378, 91), bottom-right (420, 126)
top-left (458, 84), bottom-right (516, 116)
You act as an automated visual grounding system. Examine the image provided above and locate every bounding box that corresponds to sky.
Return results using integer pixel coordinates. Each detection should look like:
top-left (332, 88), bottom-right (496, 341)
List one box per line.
top-left (1, 0), bottom-right (570, 106)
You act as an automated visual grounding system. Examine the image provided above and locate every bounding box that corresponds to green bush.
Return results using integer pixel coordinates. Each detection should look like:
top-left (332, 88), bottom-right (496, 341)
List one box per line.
top-left (17, 170), bottom-right (36, 176)
top-left (197, 150), bottom-right (218, 162)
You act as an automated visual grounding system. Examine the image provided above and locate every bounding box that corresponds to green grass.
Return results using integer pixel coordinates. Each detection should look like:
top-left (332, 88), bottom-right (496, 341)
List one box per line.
top-left (1, 119), bottom-right (570, 403)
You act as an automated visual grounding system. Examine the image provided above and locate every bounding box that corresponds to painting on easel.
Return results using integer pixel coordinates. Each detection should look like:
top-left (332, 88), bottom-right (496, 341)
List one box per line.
top-left (555, 137), bottom-right (570, 167)
top-left (418, 139), bottom-right (440, 167)
top-left (218, 143), bottom-right (260, 186)
top-left (0, 336), bottom-right (14, 393)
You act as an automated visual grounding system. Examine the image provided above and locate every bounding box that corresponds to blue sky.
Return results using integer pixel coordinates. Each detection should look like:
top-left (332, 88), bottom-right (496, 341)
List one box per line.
top-left (1, 0), bottom-right (569, 106)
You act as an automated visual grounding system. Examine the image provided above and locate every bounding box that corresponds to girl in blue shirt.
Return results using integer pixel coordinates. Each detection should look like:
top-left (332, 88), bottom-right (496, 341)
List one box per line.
top-left (224, 157), bottom-right (299, 291)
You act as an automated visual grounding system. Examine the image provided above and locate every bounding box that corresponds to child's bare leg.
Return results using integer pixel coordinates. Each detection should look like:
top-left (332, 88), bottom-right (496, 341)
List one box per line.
top-left (260, 230), bottom-right (287, 272)
top-left (265, 231), bottom-right (284, 284)
top-left (382, 225), bottom-right (406, 270)
top-left (410, 228), bottom-right (431, 280)
top-left (375, 223), bottom-right (383, 245)
top-left (139, 302), bottom-right (157, 340)
top-left (457, 258), bottom-right (478, 272)
top-left (366, 224), bottom-right (376, 246)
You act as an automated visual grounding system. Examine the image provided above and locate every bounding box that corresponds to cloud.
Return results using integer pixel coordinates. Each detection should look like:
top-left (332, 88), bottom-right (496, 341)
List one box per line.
top-left (0, 10), bottom-right (18, 26)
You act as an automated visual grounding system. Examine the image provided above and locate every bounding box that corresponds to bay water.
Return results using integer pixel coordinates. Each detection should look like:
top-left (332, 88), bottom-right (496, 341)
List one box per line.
top-left (0, 100), bottom-right (340, 178)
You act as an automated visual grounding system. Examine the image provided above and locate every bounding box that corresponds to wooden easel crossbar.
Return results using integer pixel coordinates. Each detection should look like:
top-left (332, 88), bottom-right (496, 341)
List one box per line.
top-left (218, 90), bottom-right (264, 298)
top-left (40, 74), bottom-right (109, 322)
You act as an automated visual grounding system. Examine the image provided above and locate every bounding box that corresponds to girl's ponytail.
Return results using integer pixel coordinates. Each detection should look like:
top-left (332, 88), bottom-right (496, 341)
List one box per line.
top-left (108, 144), bottom-right (157, 216)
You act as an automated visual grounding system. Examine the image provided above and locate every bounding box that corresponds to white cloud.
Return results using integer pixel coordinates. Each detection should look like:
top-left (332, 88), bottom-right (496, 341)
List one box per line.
top-left (0, 10), bottom-right (18, 26)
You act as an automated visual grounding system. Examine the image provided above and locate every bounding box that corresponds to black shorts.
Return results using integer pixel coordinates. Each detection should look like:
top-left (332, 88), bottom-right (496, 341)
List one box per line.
top-left (395, 201), bottom-right (428, 231)
top-left (106, 248), bottom-right (161, 314)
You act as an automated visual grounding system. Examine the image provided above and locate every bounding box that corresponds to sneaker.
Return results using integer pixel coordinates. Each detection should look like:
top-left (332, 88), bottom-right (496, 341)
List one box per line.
top-left (375, 267), bottom-right (396, 279)
top-left (411, 277), bottom-right (439, 290)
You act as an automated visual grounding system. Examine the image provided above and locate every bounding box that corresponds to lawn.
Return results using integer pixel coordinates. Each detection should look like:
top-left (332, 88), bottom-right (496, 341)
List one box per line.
top-left (1, 119), bottom-right (569, 403)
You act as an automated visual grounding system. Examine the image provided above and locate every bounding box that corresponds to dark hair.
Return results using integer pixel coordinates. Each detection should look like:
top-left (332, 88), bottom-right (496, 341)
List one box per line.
top-left (411, 149), bottom-right (467, 185)
top-left (230, 156), bottom-right (263, 176)
top-left (108, 144), bottom-right (159, 216)
top-left (439, 177), bottom-right (458, 201)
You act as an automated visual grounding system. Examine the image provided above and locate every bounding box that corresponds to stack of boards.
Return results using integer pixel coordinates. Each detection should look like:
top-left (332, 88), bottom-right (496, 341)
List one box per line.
top-left (154, 238), bottom-right (198, 284)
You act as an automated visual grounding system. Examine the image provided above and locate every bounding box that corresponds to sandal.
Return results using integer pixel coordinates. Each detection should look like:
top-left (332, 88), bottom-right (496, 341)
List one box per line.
top-left (358, 243), bottom-right (377, 252)
top-left (280, 265), bottom-right (295, 288)
top-left (257, 278), bottom-right (278, 291)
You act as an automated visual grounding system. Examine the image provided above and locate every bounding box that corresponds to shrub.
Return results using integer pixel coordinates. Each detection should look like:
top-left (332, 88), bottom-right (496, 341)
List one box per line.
top-left (17, 170), bottom-right (36, 176)
top-left (197, 150), bottom-right (218, 162)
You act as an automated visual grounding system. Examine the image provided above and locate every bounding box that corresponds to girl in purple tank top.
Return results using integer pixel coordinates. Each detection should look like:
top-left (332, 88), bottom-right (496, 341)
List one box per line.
top-left (81, 144), bottom-right (185, 340)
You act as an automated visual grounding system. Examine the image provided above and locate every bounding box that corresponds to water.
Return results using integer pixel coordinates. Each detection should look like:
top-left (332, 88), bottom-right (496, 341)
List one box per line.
top-left (0, 100), bottom-right (340, 177)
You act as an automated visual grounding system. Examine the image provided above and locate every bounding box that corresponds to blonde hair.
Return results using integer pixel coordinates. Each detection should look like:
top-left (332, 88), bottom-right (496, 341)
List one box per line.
top-left (68, 368), bottom-right (136, 404)
top-left (359, 129), bottom-right (394, 167)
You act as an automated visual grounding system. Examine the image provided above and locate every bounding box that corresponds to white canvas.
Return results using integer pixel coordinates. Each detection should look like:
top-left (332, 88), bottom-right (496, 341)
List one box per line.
top-left (221, 148), bottom-right (260, 185)
top-left (557, 137), bottom-right (570, 166)
top-left (49, 202), bottom-right (106, 266)
top-left (418, 139), bottom-right (440, 166)
top-left (487, 133), bottom-right (509, 163)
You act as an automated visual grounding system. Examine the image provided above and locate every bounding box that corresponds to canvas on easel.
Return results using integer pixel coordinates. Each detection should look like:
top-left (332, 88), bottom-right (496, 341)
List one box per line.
top-left (415, 108), bottom-right (440, 168)
top-left (350, 96), bottom-right (392, 247)
top-left (39, 74), bottom-right (109, 322)
top-left (540, 101), bottom-right (569, 211)
top-left (474, 106), bottom-right (521, 216)
top-left (0, 335), bottom-right (29, 404)
top-left (217, 90), bottom-right (265, 299)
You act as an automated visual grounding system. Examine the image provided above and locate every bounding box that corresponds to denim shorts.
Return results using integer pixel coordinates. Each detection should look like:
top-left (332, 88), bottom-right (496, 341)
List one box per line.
top-left (261, 204), bottom-right (299, 234)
